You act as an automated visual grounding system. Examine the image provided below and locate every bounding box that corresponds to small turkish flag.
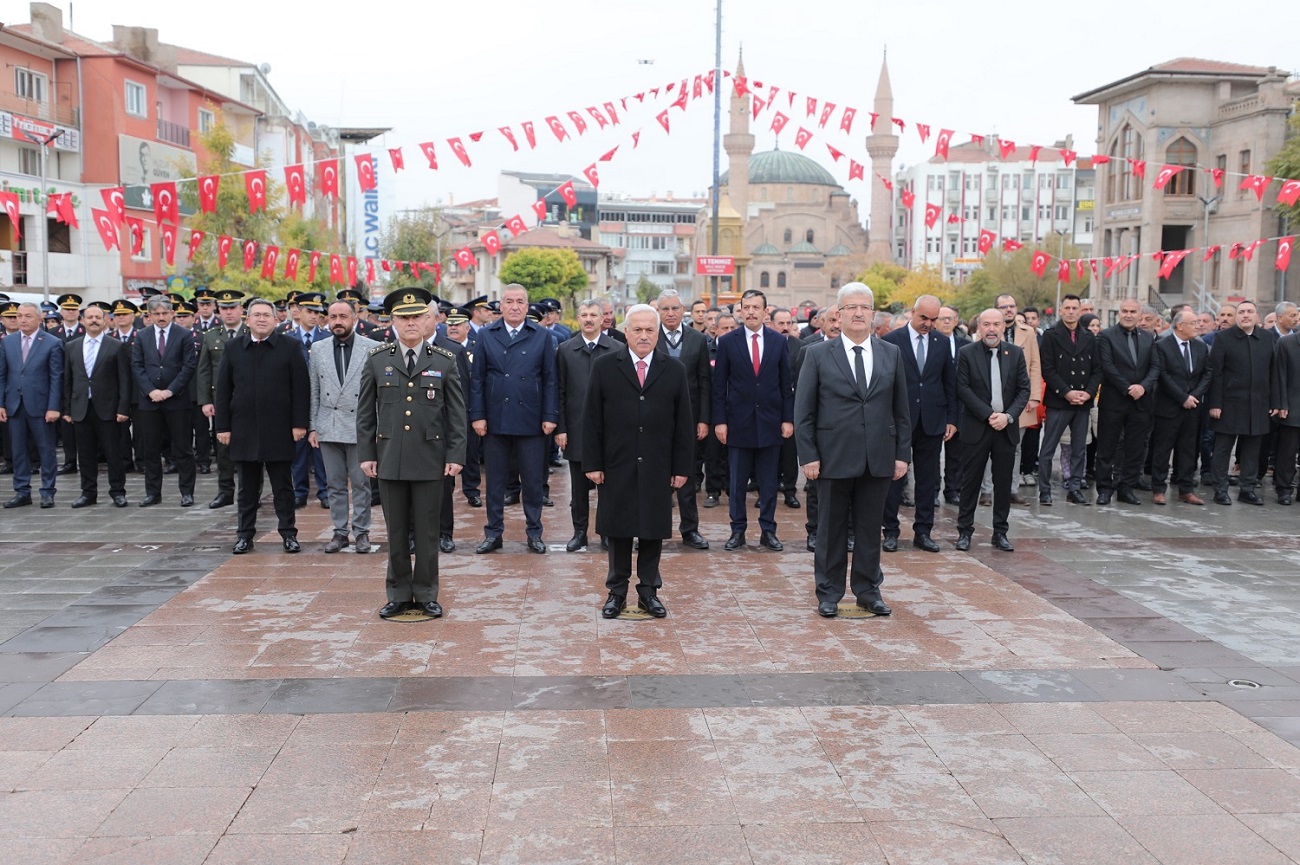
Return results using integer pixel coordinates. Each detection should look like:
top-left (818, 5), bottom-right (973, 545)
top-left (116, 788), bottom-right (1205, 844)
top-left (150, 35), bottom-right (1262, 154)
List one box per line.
top-left (242, 239), bottom-right (257, 271)
top-left (454, 247), bottom-right (475, 270)
top-left (1159, 249), bottom-right (1191, 280)
top-left (632, 131), bottom-right (641, 148)
top-left (354, 156), bottom-right (376, 192)
top-left (1277, 237), bottom-right (1295, 271)
top-left (261, 244), bottom-right (279, 280)
top-left (935, 129), bottom-right (953, 160)
top-left (90, 208), bottom-right (118, 250)
top-left (284, 165), bottom-right (306, 205)
top-left (1003, 239), bottom-right (1023, 252)
top-left (848, 160), bottom-right (864, 181)
top-left (218, 235), bottom-right (233, 268)
top-left (1239, 174), bottom-right (1269, 201)
top-left (970, 134), bottom-right (984, 145)
top-left (891, 117), bottom-right (906, 133)
top-left (840, 107), bottom-right (856, 134)
top-left (125, 217), bottom-right (144, 256)
top-left (1103, 257), bottom-right (1119, 278)
top-left (532, 199), bottom-right (548, 221)
top-left (819, 102), bottom-right (835, 128)
top-left (1210, 168), bottom-right (1225, 188)
top-left (558, 181), bottom-right (577, 207)
top-left (1278, 179), bottom-right (1300, 207)
top-left (694, 75), bottom-right (704, 100)
top-left (947, 213), bottom-right (961, 224)
top-left (924, 202), bottom-right (941, 229)
top-left (418, 142), bottom-right (438, 169)
top-left (482, 231), bottom-right (502, 256)
top-left (160, 223), bottom-right (177, 266)
top-left (603, 101), bottom-right (619, 125)
top-left (152, 181), bottom-right (179, 225)
top-left (583, 163), bottom-right (600, 187)
top-left (101, 187), bottom-right (125, 226)
top-left (1203, 246), bottom-right (1221, 262)
top-left (187, 230), bottom-right (204, 262)
top-left (1029, 145), bottom-right (1041, 163)
top-left (876, 173), bottom-right (893, 191)
top-left (656, 110), bottom-right (671, 133)
top-left (1077, 259), bottom-right (1086, 281)
top-left (50, 193), bottom-right (78, 227)
top-left (522, 121), bottom-right (537, 149)
top-left (389, 148), bottom-right (405, 171)
top-left (998, 139), bottom-right (1016, 160)
top-left (978, 229), bottom-right (996, 255)
top-left (318, 159), bottom-right (339, 199)
top-left (448, 138), bottom-right (471, 167)
top-left (1030, 251), bottom-right (1050, 278)
top-left (198, 175), bottom-right (220, 213)
top-left (506, 214), bottom-right (528, 237)
top-left (733, 75), bottom-right (748, 97)
top-left (806, 96), bottom-right (817, 118)
top-left (284, 248), bottom-right (301, 280)
top-left (751, 95), bottom-right (765, 120)
top-left (1091, 155), bottom-right (1110, 165)
top-left (900, 189), bottom-right (915, 209)
top-left (1153, 164), bottom-right (1185, 190)
top-left (1241, 240), bottom-right (1264, 261)
top-left (599, 145), bottom-right (619, 162)
top-left (1128, 159), bottom-right (1146, 178)
top-left (366, 258), bottom-right (376, 284)
top-left (567, 110), bottom-right (587, 135)
top-left (794, 127), bottom-right (812, 150)
top-left (499, 126), bottom-right (519, 151)
top-left (468, 131), bottom-right (483, 143)
top-left (381, 260), bottom-right (392, 272)
top-left (347, 256), bottom-right (358, 286)
top-left (916, 123), bottom-right (930, 144)
top-left (546, 116), bottom-right (568, 142)
top-left (1059, 149), bottom-right (1077, 167)
top-left (308, 251), bottom-right (321, 282)
top-left (1052, 259), bottom-right (1068, 282)
top-left (587, 106), bottom-right (608, 129)
top-left (245, 170), bottom-right (268, 211)
top-left (329, 254), bottom-right (343, 284)
top-left (826, 144), bottom-right (844, 162)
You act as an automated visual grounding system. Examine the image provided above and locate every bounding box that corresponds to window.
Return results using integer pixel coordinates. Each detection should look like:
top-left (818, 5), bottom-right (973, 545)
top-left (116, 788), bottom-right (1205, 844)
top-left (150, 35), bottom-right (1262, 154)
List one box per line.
top-left (652, 261), bottom-right (672, 275)
top-left (1209, 249), bottom-right (1221, 290)
top-left (1039, 174), bottom-right (1053, 189)
top-left (14, 68), bottom-right (46, 103)
top-left (786, 186), bottom-right (793, 201)
top-left (948, 239), bottom-right (957, 254)
top-left (17, 146), bottom-right (40, 176)
top-left (1002, 174), bottom-right (1017, 190)
top-left (805, 229), bottom-right (814, 244)
top-left (964, 205), bottom-right (978, 221)
top-left (1232, 256), bottom-right (1245, 291)
top-left (987, 206), bottom-right (996, 222)
top-left (1107, 123), bottom-right (1145, 202)
top-left (1164, 137), bottom-right (1197, 196)
top-left (1039, 205), bottom-right (1052, 220)
top-left (131, 227), bottom-right (152, 262)
top-left (1022, 205), bottom-right (1031, 221)
top-left (760, 271), bottom-right (770, 288)
top-left (964, 174), bottom-right (977, 191)
top-left (1238, 150), bottom-right (1252, 198)
top-left (926, 237), bottom-right (941, 253)
top-left (1055, 205), bottom-right (1069, 221)
top-left (1056, 173), bottom-right (1072, 189)
top-left (47, 219), bottom-right (70, 254)
top-left (928, 175), bottom-right (944, 191)
top-left (1002, 205), bottom-right (1015, 221)
top-left (783, 228), bottom-right (792, 244)
top-left (1083, 217), bottom-right (1094, 233)
top-left (198, 109), bottom-right (215, 133)
top-left (830, 274), bottom-right (841, 289)
top-left (776, 272), bottom-right (786, 288)
top-left (125, 80), bottom-right (148, 118)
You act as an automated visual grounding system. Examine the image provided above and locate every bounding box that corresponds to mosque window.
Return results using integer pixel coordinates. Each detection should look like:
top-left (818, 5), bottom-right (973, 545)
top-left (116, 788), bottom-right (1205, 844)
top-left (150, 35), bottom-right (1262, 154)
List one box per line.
top-left (777, 272), bottom-right (787, 288)
top-left (783, 228), bottom-right (792, 244)
top-left (760, 271), bottom-right (770, 288)
top-left (805, 229), bottom-right (814, 244)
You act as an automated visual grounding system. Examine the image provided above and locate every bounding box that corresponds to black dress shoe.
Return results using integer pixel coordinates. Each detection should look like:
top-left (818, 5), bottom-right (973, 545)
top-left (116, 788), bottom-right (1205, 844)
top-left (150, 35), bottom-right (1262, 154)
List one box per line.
top-left (566, 533), bottom-right (589, 552)
top-left (806, 534), bottom-right (816, 552)
top-left (703, 495), bottom-right (719, 508)
top-left (913, 533), bottom-right (940, 553)
top-left (541, 496), bottom-right (554, 507)
top-left (294, 496), bottom-right (307, 508)
top-left (601, 594), bottom-right (626, 618)
top-left (197, 463), bottom-right (212, 475)
top-left (466, 494), bottom-right (483, 508)
top-left (440, 535), bottom-right (456, 553)
top-left (1238, 490), bottom-right (1264, 506)
top-left (526, 536), bottom-right (546, 553)
top-left (759, 531), bottom-right (783, 551)
top-left (70, 495), bottom-right (96, 508)
top-left (724, 532), bottom-right (746, 551)
top-left (817, 601), bottom-right (838, 617)
top-left (991, 532), bottom-right (1015, 552)
top-left (1135, 478), bottom-right (1152, 491)
top-left (1039, 494), bottom-right (1053, 506)
top-left (954, 532), bottom-right (972, 552)
top-left (680, 531), bottom-right (709, 550)
top-left (1010, 493), bottom-right (1029, 505)
top-left (138, 494), bottom-right (161, 507)
top-left (550, 458), bottom-right (565, 468)
top-left (57, 462), bottom-right (77, 475)
top-left (1278, 491), bottom-right (1293, 506)
top-left (1095, 490), bottom-right (1113, 505)
top-left (857, 598), bottom-right (892, 616)
top-left (112, 495), bottom-right (128, 508)
top-left (40, 495), bottom-right (55, 509)
top-left (162, 462), bottom-right (177, 475)
top-left (783, 492), bottom-right (801, 509)
top-left (208, 493), bottom-right (234, 509)
top-left (881, 533), bottom-right (899, 553)
top-left (179, 494), bottom-right (195, 507)
top-left (503, 493), bottom-right (520, 506)
top-left (1117, 490), bottom-right (1142, 505)
top-left (476, 536), bottom-right (503, 554)
top-left (283, 536), bottom-right (302, 553)
top-left (1066, 490), bottom-right (1090, 505)
top-left (944, 493), bottom-right (961, 505)
top-left (319, 498), bottom-right (329, 509)
top-left (419, 601), bottom-right (443, 618)
top-left (378, 600), bottom-right (408, 619)
top-left (0, 462), bottom-right (12, 475)
top-left (233, 538), bottom-right (254, 554)
top-left (638, 596), bottom-right (668, 618)
top-left (1214, 491), bottom-right (1233, 505)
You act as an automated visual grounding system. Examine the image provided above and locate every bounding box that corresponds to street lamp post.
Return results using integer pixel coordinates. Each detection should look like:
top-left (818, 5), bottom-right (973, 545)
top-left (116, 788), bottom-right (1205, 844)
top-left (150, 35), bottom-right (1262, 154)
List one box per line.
top-left (1197, 194), bottom-right (1220, 311)
top-left (31, 128), bottom-right (64, 305)
top-left (708, 0), bottom-right (722, 307)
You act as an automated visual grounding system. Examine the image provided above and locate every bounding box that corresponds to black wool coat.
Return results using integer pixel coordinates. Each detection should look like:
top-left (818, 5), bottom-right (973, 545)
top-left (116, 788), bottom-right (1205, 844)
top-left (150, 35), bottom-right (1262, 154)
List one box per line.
top-left (214, 331), bottom-right (310, 462)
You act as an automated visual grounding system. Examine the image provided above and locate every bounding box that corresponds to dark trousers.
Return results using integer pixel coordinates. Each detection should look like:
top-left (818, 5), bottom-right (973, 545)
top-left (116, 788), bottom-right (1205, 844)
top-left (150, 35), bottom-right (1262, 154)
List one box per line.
top-left (484, 433), bottom-right (546, 539)
top-left (8, 405), bottom-right (57, 497)
top-left (1019, 426), bottom-right (1040, 475)
top-left (606, 537), bottom-right (663, 599)
top-left (214, 439), bottom-right (236, 497)
top-left (1212, 432), bottom-right (1263, 495)
top-left (675, 437), bottom-right (704, 535)
top-left (778, 436), bottom-right (799, 492)
top-left (1275, 426), bottom-right (1300, 493)
top-left (1095, 406), bottom-right (1153, 493)
top-left (883, 431), bottom-right (942, 536)
top-left (379, 477), bottom-right (442, 603)
top-left (813, 473), bottom-right (889, 605)
top-left (1151, 411), bottom-right (1201, 495)
top-left (192, 405), bottom-right (212, 466)
top-left (439, 473), bottom-right (457, 538)
top-left (728, 444), bottom-right (780, 534)
top-left (943, 435), bottom-right (962, 499)
top-left (461, 429), bottom-right (482, 498)
top-left (58, 417), bottom-right (76, 467)
top-left (1038, 406), bottom-right (1090, 493)
top-left (235, 460), bottom-right (295, 539)
top-left (119, 422), bottom-right (135, 472)
top-left (704, 431), bottom-right (728, 495)
top-left (136, 408), bottom-right (195, 497)
top-left (957, 431), bottom-right (1015, 535)
top-left (568, 459), bottom-right (594, 534)
top-left (73, 405), bottom-right (125, 499)
top-left (291, 437), bottom-right (327, 501)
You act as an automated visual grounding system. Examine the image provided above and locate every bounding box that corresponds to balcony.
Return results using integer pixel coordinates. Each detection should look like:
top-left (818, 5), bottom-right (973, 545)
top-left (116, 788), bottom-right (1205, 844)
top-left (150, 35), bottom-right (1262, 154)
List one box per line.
top-left (0, 81), bottom-right (79, 127)
top-left (156, 118), bottom-right (190, 148)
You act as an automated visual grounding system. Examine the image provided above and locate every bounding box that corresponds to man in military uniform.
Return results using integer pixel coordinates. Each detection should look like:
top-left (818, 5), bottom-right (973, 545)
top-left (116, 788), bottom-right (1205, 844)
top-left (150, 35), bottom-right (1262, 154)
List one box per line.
top-left (53, 293), bottom-right (85, 475)
top-left (193, 287), bottom-right (219, 332)
top-left (444, 307), bottom-right (482, 508)
top-left (358, 288), bottom-right (467, 620)
top-left (0, 299), bottom-right (17, 474)
top-left (197, 289), bottom-right (248, 508)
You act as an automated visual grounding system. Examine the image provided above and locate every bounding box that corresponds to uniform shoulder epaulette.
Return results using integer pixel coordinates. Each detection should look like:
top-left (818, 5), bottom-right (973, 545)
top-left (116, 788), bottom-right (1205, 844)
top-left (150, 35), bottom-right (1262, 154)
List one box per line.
top-left (430, 344), bottom-right (454, 359)
top-left (370, 343), bottom-right (390, 355)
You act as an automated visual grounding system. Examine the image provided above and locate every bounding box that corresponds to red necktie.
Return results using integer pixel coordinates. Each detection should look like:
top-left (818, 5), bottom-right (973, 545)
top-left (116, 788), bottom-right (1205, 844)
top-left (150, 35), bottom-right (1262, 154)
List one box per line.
top-left (1070, 329), bottom-right (1076, 345)
top-left (636, 359), bottom-right (647, 388)
top-left (751, 332), bottom-right (761, 377)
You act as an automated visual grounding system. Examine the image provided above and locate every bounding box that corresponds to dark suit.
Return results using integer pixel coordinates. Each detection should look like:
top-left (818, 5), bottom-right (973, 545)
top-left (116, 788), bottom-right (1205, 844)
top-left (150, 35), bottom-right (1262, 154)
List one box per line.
top-left (1152, 333), bottom-right (1212, 495)
top-left (1095, 324), bottom-right (1158, 494)
top-left (1273, 334), bottom-right (1300, 493)
top-left (1038, 322), bottom-right (1101, 494)
top-left (779, 333), bottom-right (806, 496)
top-left (557, 332), bottom-right (618, 538)
top-left (711, 325), bottom-right (793, 535)
top-left (795, 336), bottom-right (912, 606)
top-left (130, 323), bottom-right (197, 498)
top-left (196, 324), bottom-right (248, 498)
top-left (63, 334), bottom-right (131, 500)
top-left (657, 325), bottom-right (711, 538)
top-left (1207, 326), bottom-right (1276, 495)
top-left (881, 325), bottom-right (957, 539)
top-left (287, 326), bottom-right (331, 503)
top-left (941, 332), bottom-right (972, 499)
top-left (0, 328), bottom-right (63, 497)
top-left (434, 335), bottom-right (471, 540)
top-left (955, 340), bottom-right (1031, 537)
top-left (446, 333), bottom-right (482, 501)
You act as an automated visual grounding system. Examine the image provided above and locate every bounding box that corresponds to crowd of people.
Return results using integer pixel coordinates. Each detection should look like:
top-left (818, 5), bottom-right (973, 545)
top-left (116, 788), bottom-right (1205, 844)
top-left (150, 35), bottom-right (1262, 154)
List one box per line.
top-left (0, 280), bottom-right (1289, 619)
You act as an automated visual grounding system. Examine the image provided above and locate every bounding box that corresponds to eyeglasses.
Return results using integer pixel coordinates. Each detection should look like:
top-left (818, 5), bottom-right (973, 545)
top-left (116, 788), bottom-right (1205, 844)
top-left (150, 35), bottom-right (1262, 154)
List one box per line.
top-left (996, 304), bottom-right (1017, 310)
top-left (840, 304), bottom-right (874, 313)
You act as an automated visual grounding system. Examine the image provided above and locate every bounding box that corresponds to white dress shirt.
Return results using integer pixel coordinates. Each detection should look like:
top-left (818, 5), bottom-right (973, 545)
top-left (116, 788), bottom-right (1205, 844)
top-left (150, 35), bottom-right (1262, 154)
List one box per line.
top-left (841, 334), bottom-right (873, 385)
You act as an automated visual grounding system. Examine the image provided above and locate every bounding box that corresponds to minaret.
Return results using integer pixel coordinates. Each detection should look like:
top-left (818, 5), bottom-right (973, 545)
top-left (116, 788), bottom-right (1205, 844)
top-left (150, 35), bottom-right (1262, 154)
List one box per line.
top-left (865, 54), bottom-right (899, 262)
top-left (722, 50), bottom-right (755, 219)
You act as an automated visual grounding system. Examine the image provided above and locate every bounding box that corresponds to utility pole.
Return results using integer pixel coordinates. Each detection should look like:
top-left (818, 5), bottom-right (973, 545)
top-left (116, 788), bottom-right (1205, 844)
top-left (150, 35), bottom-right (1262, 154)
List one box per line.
top-left (30, 128), bottom-right (64, 305)
top-left (708, 0), bottom-right (722, 307)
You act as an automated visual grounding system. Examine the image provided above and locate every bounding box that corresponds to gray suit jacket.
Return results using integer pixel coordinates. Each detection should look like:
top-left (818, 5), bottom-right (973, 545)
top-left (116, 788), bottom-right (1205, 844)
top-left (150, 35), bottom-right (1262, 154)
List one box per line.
top-left (309, 333), bottom-right (380, 443)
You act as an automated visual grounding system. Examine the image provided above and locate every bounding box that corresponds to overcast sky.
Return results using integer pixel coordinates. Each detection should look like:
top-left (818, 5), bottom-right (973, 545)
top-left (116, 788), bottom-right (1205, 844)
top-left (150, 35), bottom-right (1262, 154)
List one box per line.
top-left (7, 0), bottom-right (1299, 214)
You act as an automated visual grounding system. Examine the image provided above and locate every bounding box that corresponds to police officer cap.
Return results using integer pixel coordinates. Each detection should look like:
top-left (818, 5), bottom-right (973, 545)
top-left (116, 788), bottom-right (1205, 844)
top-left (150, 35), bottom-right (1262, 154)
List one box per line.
top-left (56, 293), bottom-right (83, 310)
top-left (111, 299), bottom-right (139, 316)
top-left (446, 307), bottom-right (470, 325)
top-left (384, 287), bottom-right (432, 316)
top-left (0, 292), bottom-right (10, 302)
top-left (367, 301), bottom-right (384, 314)
top-left (467, 295), bottom-right (489, 309)
top-left (487, 299), bottom-right (501, 313)
top-left (40, 300), bottom-right (58, 313)
top-left (214, 289), bottom-right (245, 306)
top-left (527, 303), bottom-right (545, 322)
top-left (539, 297), bottom-right (561, 313)
top-left (296, 292), bottom-right (326, 313)
top-left (44, 310), bottom-right (60, 321)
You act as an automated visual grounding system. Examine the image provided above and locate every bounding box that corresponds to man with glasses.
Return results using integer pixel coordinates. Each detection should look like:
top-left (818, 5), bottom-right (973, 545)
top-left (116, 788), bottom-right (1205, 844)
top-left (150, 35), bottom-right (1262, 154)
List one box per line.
top-left (979, 294), bottom-right (1041, 504)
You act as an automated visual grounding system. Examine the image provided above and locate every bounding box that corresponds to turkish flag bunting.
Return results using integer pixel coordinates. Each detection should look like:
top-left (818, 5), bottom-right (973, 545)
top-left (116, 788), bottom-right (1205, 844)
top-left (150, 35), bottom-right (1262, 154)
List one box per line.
top-left (1030, 251), bottom-right (1050, 278)
top-left (90, 208), bottom-right (117, 250)
top-left (671, 85), bottom-right (688, 111)
top-left (891, 117), bottom-right (905, 133)
top-left (309, 251), bottom-right (321, 282)
top-left (916, 123), bottom-right (930, 143)
top-left (1117, 254), bottom-right (1136, 273)
top-left (706, 70), bottom-right (716, 93)
top-left (506, 215), bottom-right (528, 237)
top-left (532, 199), bottom-right (548, 221)
top-left (1091, 155), bottom-right (1110, 165)
top-left (1128, 159), bottom-right (1146, 178)
top-left (198, 175), bottom-right (220, 213)
top-left (840, 106), bottom-right (856, 134)
top-left (160, 223), bottom-right (176, 266)
top-left (1229, 243), bottom-right (1243, 260)
top-left (752, 95), bottom-right (765, 120)
top-left (100, 187), bottom-right (125, 226)
top-left (935, 129), bottom-right (953, 160)
top-left (1153, 164), bottom-right (1185, 190)
top-left (152, 181), bottom-right (179, 225)
top-left (1203, 245), bottom-right (1221, 262)
top-left (826, 144), bottom-right (844, 162)
top-left (317, 159), bottom-right (340, 199)
top-left (242, 239), bottom-right (257, 271)
top-left (656, 110), bottom-right (671, 133)
top-left (284, 165), bottom-right (306, 205)
top-left (1076, 259), bottom-right (1086, 281)
top-left (418, 142), bottom-right (438, 169)
top-left (381, 260), bottom-right (391, 273)
top-left (49, 193), bottom-right (78, 227)
top-left (732, 75), bottom-right (748, 97)
top-left (794, 127), bottom-right (812, 150)
top-left (366, 258), bottom-right (376, 284)
top-left (806, 96), bottom-right (817, 118)
top-left (900, 189), bottom-right (915, 209)
top-left (583, 163), bottom-right (600, 187)
top-left (587, 106), bottom-right (608, 129)
top-left (261, 244), bottom-right (279, 280)
top-left (245, 170), bottom-right (268, 211)
top-left (482, 231), bottom-right (502, 255)
top-left (389, 148), bottom-right (405, 171)
top-left (469, 131), bottom-right (484, 143)
top-left (448, 138), bottom-right (472, 168)
top-left (978, 229), bottom-right (996, 255)
top-left (546, 116), bottom-right (568, 142)
top-left (1277, 237), bottom-right (1295, 271)
top-left (1103, 257), bottom-right (1119, 277)
top-left (819, 102), bottom-right (835, 128)
top-left (454, 247), bottom-right (475, 270)
top-left (1159, 249), bottom-right (1192, 279)
top-left (599, 145), bottom-right (619, 162)
top-left (1278, 179), bottom-right (1300, 207)
top-left (284, 248), bottom-right (300, 280)
top-left (1057, 259), bottom-right (1071, 282)
top-left (848, 160), bottom-right (864, 181)
top-left (767, 85), bottom-right (779, 104)
top-left (522, 121), bottom-right (537, 149)
top-left (1003, 238), bottom-right (1023, 252)
top-left (1060, 149), bottom-right (1077, 167)
top-left (632, 131), bottom-right (641, 148)
top-left (970, 134), bottom-right (984, 145)
top-left (603, 102), bottom-right (620, 125)
top-left (347, 256), bottom-right (358, 286)
top-left (1239, 174), bottom-right (1270, 201)
top-left (1241, 240), bottom-right (1264, 261)
top-left (947, 213), bottom-right (961, 224)
top-left (353, 157), bottom-right (376, 192)
top-left (124, 217), bottom-right (144, 256)
top-left (787, 89), bottom-right (796, 108)
top-left (187, 230), bottom-right (204, 262)
top-left (329, 254), bottom-right (343, 284)
top-left (998, 139), bottom-right (1016, 160)
top-left (558, 181), bottom-right (578, 207)
top-left (925, 202), bottom-right (942, 229)
top-left (1029, 145), bottom-right (1041, 163)
top-left (567, 111), bottom-right (588, 135)
top-left (217, 235), bottom-right (233, 268)
top-left (499, 126), bottom-right (519, 151)
top-left (1210, 168), bottom-right (1225, 188)
top-left (876, 173), bottom-right (893, 191)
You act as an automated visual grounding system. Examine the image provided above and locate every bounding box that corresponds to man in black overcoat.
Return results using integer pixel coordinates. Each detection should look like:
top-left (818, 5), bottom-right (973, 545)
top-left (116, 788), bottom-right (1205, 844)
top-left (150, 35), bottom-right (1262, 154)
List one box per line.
top-left (1207, 300), bottom-right (1278, 506)
top-left (1151, 309), bottom-right (1212, 505)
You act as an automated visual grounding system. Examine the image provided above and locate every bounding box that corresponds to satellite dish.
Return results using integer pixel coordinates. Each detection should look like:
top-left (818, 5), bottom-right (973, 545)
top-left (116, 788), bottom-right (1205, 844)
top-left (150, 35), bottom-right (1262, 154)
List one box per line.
top-left (258, 62), bottom-right (272, 76)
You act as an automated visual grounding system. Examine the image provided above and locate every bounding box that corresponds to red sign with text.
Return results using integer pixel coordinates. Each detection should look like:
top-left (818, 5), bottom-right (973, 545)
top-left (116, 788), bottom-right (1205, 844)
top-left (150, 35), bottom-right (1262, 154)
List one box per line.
top-left (696, 256), bottom-right (735, 276)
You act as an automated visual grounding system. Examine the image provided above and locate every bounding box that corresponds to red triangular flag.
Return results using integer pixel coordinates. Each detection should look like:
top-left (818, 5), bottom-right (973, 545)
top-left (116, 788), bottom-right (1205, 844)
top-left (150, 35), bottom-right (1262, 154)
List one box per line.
top-left (1030, 250), bottom-right (1050, 277)
top-left (100, 187), bottom-right (125, 226)
top-left (545, 116), bottom-right (569, 142)
top-left (499, 127), bottom-right (519, 152)
top-left (819, 102), bottom-right (835, 129)
top-left (558, 181), bottom-right (577, 207)
top-left (806, 96), bottom-right (817, 118)
top-left (389, 148), bottom-right (405, 171)
top-left (732, 76), bottom-right (749, 97)
top-left (583, 164), bottom-right (600, 188)
top-left (751, 95), bottom-right (765, 120)
top-left (244, 170), bottom-right (267, 211)
top-left (1277, 237), bottom-right (1295, 272)
top-left (1210, 168), bottom-right (1225, 188)
top-left (468, 131), bottom-right (484, 143)
top-left (1238, 174), bottom-right (1269, 201)
top-left (284, 248), bottom-right (301, 280)
top-left (935, 129), bottom-right (953, 160)
top-left (284, 166), bottom-right (306, 205)
top-left (187, 229), bottom-right (204, 262)
top-left (603, 101), bottom-right (619, 125)
top-left (826, 144), bottom-right (844, 162)
top-left (261, 244), bottom-right (279, 280)
top-left (1203, 246), bottom-right (1220, 262)
top-left (998, 139), bottom-right (1016, 160)
top-left (152, 181), bottom-right (178, 225)
top-left (353, 157), bottom-right (376, 192)
top-left (1059, 149), bottom-right (1077, 167)
top-left (916, 123), bottom-right (930, 143)
top-left (198, 175), bottom-right (220, 213)
top-left (840, 107), bottom-right (856, 134)
top-left (848, 160), bottom-right (864, 181)
top-left (1029, 145), bottom-right (1042, 163)
top-left (448, 138), bottom-right (471, 168)
top-left (418, 142), bottom-right (438, 169)
top-left (793, 127), bottom-right (812, 150)
top-left (891, 117), bottom-right (906, 133)
top-left (522, 121), bottom-right (536, 149)
top-left (876, 173), bottom-right (893, 191)
top-left (632, 130), bottom-right (641, 148)
top-left (599, 145), bottom-right (619, 162)
top-left (160, 223), bottom-right (176, 266)
top-left (90, 208), bottom-right (118, 250)
top-left (586, 106), bottom-right (609, 129)
top-left (656, 110), bottom-right (671, 133)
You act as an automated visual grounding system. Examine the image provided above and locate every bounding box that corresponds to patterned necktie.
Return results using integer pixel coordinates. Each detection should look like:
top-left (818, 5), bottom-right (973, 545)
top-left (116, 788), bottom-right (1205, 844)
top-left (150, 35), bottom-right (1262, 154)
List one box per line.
top-left (84, 337), bottom-right (98, 379)
top-left (157, 327), bottom-right (166, 357)
top-left (1182, 341), bottom-right (1192, 373)
top-left (852, 346), bottom-right (867, 397)
top-left (636, 359), bottom-right (647, 387)
top-left (667, 329), bottom-right (681, 349)
top-left (915, 333), bottom-right (927, 369)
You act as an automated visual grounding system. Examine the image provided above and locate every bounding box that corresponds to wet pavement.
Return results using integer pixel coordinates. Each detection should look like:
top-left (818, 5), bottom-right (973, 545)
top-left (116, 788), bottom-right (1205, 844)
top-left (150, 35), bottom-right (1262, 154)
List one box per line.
top-left (1, 464), bottom-right (1298, 863)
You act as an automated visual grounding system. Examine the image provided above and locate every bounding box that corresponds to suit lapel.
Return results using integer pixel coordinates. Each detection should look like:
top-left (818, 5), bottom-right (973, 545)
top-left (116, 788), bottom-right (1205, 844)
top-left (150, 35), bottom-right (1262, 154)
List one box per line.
top-left (826, 337), bottom-right (858, 399)
top-left (641, 354), bottom-right (664, 391)
top-left (615, 351), bottom-right (640, 391)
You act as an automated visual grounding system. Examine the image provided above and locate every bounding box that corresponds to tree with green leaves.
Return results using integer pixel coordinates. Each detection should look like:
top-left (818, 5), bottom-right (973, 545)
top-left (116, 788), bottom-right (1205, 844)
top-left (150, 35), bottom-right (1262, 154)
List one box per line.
top-left (854, 261), bottom-right (909, 311)
top-left (633, 276), bottom-right (659, 304)
top-left (1266, 112), bottom-right (1300, 226)
top-left (951, 236), bottom-right (1087, 320)
top-left (497, 248), bottom-right (589, 311)
top-left (381, 208), bottom-right (447, 293)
